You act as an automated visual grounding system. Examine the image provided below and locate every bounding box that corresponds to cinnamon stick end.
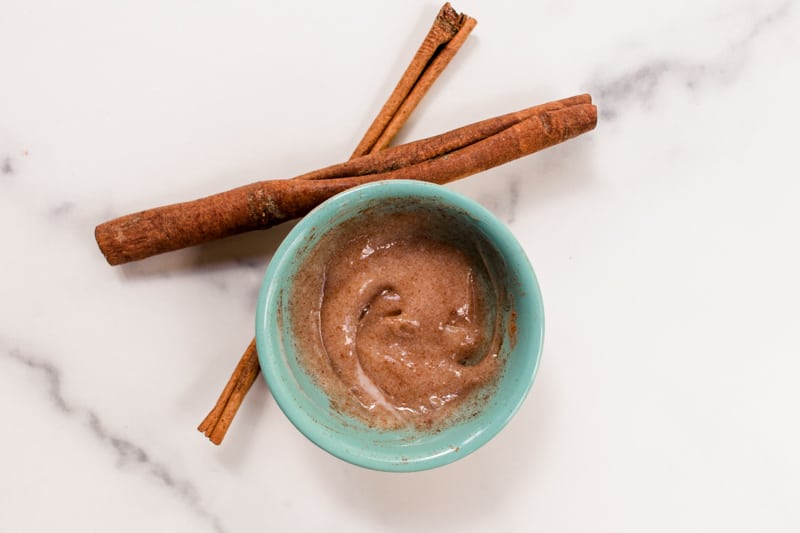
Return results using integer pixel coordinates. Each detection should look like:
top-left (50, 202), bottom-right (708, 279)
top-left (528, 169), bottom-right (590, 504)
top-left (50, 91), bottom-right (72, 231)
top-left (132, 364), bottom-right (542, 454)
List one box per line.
top-left (548, 102), bottom-right (598, 142)
top-left (197, 415), bottom-right (213, 434)
top-left (585, 103), bottom-right (599, 131)
top-left (206, 432), bottom-right (224, 446)
top-left (94, 222), bottom-right (126, 266)
top-left (198, 418), bottom-right (225, 446)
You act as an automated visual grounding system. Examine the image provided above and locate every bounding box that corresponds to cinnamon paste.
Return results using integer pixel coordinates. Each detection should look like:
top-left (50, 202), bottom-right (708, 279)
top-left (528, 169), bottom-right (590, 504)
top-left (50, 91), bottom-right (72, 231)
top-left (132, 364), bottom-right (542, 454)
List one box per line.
top-left (290, 208), bottom-right (505, 429)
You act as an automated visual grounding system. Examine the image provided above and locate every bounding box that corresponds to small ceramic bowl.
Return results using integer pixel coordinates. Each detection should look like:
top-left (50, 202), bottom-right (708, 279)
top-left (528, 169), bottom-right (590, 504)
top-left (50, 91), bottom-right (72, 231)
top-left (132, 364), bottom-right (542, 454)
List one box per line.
top-left (255, 180), bottom-right (544, 472)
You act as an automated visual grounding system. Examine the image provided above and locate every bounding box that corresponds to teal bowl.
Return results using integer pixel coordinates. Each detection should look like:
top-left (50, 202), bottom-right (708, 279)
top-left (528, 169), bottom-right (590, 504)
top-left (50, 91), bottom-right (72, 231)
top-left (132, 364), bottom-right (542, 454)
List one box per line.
top-left (255, 180), bottom-right (544, 472)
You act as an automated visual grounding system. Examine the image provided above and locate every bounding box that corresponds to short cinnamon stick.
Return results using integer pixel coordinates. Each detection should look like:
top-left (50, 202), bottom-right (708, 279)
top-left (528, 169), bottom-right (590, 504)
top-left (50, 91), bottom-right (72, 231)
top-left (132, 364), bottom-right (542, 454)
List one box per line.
top-left (197, 3), bottom-right (477, 445)
top-left (351, 3), bottom-right (476, 157)
top-left (96, 96), bottom-right (596, 265)
top-left (197, 339), bottom-right (260, 444)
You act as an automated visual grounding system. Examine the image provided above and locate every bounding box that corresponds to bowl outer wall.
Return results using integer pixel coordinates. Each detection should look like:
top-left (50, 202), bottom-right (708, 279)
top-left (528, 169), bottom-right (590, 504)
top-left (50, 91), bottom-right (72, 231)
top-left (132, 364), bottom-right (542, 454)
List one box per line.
top-left (255, 180), bottom-right (544, 472)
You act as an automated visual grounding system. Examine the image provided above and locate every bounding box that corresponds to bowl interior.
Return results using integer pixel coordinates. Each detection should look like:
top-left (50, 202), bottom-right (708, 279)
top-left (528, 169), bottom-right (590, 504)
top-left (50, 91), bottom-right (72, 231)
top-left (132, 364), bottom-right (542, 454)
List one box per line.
top-left (256, 180), bottom-right (544, 471)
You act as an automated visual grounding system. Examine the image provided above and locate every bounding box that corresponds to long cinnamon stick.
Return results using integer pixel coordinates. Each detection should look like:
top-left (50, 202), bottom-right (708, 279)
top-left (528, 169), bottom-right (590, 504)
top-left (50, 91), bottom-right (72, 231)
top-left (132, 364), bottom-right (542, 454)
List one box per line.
top-left (96, 96), bottom-right (596, 265)
top-left (197, 3), bottom-right (477, 445)
top-left (303, 94), bottom-right (591, 181)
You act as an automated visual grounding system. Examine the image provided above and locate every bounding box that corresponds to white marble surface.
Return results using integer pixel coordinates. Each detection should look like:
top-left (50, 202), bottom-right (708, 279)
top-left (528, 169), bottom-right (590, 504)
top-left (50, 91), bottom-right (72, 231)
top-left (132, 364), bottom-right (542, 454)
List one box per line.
top-left (2, 0), bottom-right (799, 531)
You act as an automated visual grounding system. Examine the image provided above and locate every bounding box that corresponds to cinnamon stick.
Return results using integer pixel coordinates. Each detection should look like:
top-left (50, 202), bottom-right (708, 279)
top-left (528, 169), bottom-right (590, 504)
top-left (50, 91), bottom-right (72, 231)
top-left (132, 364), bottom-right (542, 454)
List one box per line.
top-left (351, 3), bottom-right (476, 157)
top-left (197, 3), bottom-right (477, 445)
top-left (96, 96), bottom-right (596, 265)
top-left (197, 339), bottom-right (260, 444)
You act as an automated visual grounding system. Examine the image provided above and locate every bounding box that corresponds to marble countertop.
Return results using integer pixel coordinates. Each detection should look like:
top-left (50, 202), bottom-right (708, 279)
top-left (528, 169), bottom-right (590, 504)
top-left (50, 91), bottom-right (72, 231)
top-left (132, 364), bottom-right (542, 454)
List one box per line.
top-left (2, 1), bottom-right (799, 531)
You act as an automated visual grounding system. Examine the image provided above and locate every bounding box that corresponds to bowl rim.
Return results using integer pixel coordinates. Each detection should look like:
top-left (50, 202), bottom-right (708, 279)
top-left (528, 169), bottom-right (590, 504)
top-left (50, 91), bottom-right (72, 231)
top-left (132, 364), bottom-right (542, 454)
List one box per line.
top-left (255, 180), bottom-right (544, 472)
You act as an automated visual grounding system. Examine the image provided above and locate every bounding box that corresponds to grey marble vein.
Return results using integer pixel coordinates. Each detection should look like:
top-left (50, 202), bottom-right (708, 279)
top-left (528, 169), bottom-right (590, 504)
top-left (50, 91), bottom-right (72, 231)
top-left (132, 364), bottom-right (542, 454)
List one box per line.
top-left (2, 157), bottom-right (12, 175)
top-left (48, 202), bottom-right (76, 217)
top-left (2, 343), bottom-right (227, 533)
top-left (592, 0), bottom-right (793, 120)
top-left (736, 0), bottom-right (792, 47)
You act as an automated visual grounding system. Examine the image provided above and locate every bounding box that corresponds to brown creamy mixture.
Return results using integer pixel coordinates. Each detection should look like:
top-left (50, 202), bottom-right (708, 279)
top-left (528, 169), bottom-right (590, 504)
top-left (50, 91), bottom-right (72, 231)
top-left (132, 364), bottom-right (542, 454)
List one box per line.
top-left (289, 209), bottom-right (505, 429)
